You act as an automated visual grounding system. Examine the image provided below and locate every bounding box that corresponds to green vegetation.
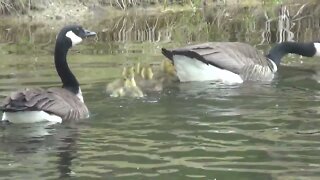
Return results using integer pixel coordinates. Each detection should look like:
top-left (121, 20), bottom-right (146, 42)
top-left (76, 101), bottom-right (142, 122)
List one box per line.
top-left (0, 0), bottom-right (316, 16)
top-left (0, 0), bottom-right (319, 57)
top-left (0, 0), bottom-right (45, 15)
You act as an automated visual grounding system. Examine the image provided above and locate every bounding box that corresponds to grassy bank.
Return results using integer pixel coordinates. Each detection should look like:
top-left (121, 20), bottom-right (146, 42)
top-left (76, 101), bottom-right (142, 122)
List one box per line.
top-left (0, 0), bottom-right (318, 25)
top-left (0, 0), bottom-right (318, 27)
top-left (0, 0), bottom-right (319, 56)
top-left (1, 0), bottom-right (317, 15)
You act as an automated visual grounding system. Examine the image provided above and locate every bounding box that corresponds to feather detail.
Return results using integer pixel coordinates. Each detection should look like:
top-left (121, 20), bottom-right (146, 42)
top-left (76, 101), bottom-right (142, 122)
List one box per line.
top-left (163, 42), bottom-right (276, 82)
top-left (1, 87), bottom-right (89, 121)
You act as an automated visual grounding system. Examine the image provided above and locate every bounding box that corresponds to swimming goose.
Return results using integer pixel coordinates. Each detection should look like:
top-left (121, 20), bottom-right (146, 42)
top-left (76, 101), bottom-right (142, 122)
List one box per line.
top-left (110, 77), bottom-right (144, 98)
top-left (108, 66), bottom-right (144, 98)
top-left (0, 25), bottom-right (96, 123)
top-left (162, 41), bottom-right (320, 83)
top-left (135, 64), bottom-right (163, 92)
top-left (134, 60), bottom-right (178, 91)
top-left (156, 59), bottom-right (179, 84)
top-left (106, 66), bottom-right (130, 94)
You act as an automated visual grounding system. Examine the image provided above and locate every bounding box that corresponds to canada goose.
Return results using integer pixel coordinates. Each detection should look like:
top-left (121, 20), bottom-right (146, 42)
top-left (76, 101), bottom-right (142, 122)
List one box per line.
top-left (140, 65), bottom-right (154, 80)
top-left (110, 77), bottom-right (144, 98)
top-left (160, 59), bottom-right (176, 77)
top-left (133, 61), bottom-right (178, 92)
top-left (162, 41), bottom-right (320, 83)
top-left (135, 65), bottom-right (163, 92)
top-left (0, 25), bottom-right (96, 123)
top-left (156, 59), bottom-right (179, 84)
top-left (106, 66), bottom-right (130, 94)
top-left (107, 66), bottom-right (144, 98)
top-left (135, 62), bottom-right (141, 75)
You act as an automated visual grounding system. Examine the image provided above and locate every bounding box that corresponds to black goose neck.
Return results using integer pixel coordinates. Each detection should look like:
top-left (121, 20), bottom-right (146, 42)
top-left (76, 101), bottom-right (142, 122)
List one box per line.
top-left (266, 42), bottom-right (315, 66)
top-left (54, 40), bottom-right (79, 95)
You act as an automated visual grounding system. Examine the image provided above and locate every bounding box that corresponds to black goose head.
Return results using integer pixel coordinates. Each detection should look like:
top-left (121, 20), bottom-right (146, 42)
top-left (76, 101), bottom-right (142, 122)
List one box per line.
top-left (56, 25), bottom-right (96, 48)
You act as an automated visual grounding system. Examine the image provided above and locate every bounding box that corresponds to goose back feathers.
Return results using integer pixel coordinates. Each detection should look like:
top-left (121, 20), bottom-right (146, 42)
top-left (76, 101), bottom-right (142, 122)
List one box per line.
top-left (1, 88), bottom-right (89, 122)
top-left (162, 41), bottom-right (320, 83)
top-left (162, 42), bottom-right (276, 83)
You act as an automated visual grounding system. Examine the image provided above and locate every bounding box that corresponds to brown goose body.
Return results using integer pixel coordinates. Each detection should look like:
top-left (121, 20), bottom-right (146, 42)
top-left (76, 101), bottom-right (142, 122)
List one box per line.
top-left (1, 87), bottom-right (89, 122)
top-left (162, 41), bottom-right (320, 83)
top-left (1, 25), bottom-right (96, 123)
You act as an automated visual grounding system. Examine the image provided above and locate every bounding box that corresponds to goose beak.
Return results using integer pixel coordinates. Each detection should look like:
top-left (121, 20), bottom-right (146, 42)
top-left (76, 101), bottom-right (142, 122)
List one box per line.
top-left (84, 29), bottom-right (96, 37)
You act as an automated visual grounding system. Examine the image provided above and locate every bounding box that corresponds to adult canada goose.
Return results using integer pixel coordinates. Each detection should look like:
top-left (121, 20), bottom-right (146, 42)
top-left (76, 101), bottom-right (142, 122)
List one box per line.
top-left (0, 25), bottom-right (96, 123)
top-left (162, 41), bottom-right (320, 83)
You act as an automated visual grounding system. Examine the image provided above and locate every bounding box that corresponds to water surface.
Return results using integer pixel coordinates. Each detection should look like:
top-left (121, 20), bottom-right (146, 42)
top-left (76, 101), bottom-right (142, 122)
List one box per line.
top-left (1, 3), bottom-right (320, 180)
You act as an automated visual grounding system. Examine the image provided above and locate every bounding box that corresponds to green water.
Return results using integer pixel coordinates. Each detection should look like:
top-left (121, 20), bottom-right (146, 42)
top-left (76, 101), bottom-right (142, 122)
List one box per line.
top-left (1, 3), bottom-right (320, 180)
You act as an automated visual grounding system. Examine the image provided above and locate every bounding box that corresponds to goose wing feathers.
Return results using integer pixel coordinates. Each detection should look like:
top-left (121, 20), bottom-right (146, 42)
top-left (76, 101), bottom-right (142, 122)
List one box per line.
top-left (1, 88), bottom-right (89, 121)
top-left (165, 42), bottom-right (273, 74)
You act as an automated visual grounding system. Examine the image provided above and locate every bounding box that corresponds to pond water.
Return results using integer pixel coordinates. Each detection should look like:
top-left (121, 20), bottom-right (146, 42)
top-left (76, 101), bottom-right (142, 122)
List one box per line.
top-left (1, 3), bottom-right (320, 180)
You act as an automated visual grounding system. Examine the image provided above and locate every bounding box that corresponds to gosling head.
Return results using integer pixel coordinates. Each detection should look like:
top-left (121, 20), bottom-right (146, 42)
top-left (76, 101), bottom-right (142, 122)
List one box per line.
top-left (135, 63), bottom-right (141, 75)
top-left (122, 66), bottom-right (135, 78)
top-left (122, 67), bottom-right (127, 77)
top-left (122, 66), bottom-right (136, 87)
top-left (124, 76), bottom-right (137, 87)
top-left (139, 65), bottom-right (153, 80)
top-left (146, 66), bottom-right (154, 80)
top-left (127, 66), bottom-right (135, 79)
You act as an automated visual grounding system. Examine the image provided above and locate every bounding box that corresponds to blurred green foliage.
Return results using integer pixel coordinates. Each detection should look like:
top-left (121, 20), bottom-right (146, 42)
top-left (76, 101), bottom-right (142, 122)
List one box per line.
top-left (0, 0), bottom-right (319, 57)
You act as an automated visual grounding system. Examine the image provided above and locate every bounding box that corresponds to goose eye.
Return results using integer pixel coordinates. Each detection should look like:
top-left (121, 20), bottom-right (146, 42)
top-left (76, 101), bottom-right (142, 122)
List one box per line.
top-left (73, 27), bottom-right (81, 35)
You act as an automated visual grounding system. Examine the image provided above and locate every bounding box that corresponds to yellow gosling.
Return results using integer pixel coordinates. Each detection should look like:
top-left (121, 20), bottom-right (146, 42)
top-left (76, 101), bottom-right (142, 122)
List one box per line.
top-left (110, 87), bottom-right (125, 97)
top-left (140, 65), bottom-right (154, 80)
top-left (122, 66), bottom-right (127, 77)
top-left (135, 62), bottom-right (141, 75)
top-left (161, 59), bottom-right (176, 76)
top-left (146, 66), bottom-right (154, 80)
top-left (107, 65), bottom-right (144, 98)
top-left (106, 67), bottom-right (128, 94)
top-left (124, 77), bottom-right (144, 97)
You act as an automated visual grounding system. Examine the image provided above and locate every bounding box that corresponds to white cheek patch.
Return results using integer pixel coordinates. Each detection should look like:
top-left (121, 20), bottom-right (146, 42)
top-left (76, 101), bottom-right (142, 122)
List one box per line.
top-left (66, 31), bottom-right (82, 46)
top-left (314, 43), bottom-right (320, 56)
